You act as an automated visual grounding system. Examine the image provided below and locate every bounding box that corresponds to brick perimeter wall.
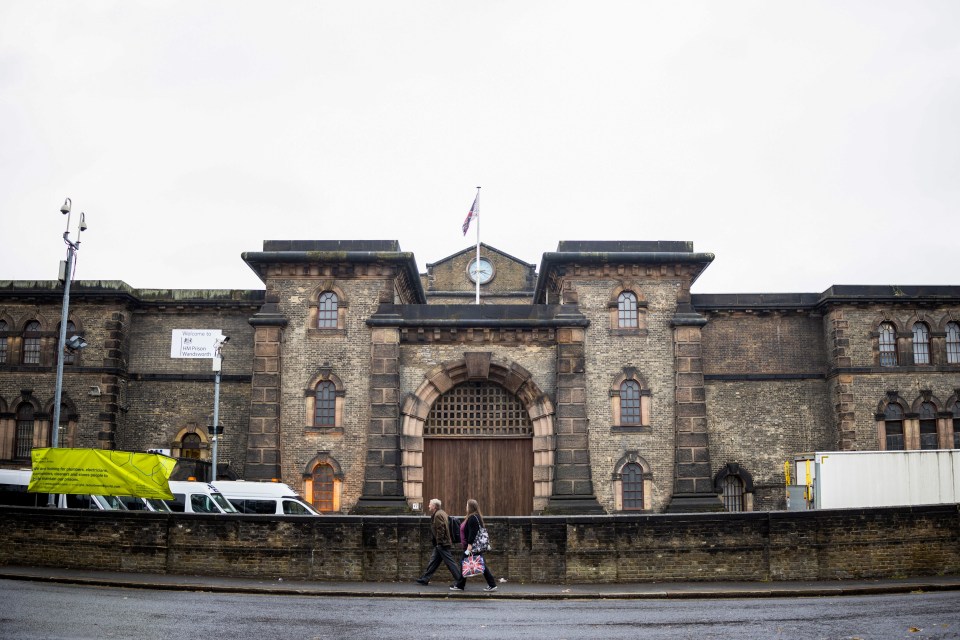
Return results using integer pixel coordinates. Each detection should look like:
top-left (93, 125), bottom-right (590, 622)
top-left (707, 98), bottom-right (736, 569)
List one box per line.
top-left (2, 505), bottom-right (957, 583)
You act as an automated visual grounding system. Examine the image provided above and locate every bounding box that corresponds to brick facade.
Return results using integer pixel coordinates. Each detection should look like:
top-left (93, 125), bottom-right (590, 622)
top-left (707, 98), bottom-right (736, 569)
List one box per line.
top-left (2, 243), bottom-right (959, 516)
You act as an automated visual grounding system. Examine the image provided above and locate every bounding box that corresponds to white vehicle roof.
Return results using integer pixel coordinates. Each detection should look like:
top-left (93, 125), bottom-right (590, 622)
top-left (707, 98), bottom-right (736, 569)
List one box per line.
top-left (212, 480), bottom-right (301, 499)
top-left (0, 469), bottom-right (32, 485)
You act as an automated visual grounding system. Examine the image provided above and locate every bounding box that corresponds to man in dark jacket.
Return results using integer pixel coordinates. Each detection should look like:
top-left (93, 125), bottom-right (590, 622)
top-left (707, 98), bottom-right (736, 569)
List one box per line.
top-left (415, 498), bottom-right (462, 586)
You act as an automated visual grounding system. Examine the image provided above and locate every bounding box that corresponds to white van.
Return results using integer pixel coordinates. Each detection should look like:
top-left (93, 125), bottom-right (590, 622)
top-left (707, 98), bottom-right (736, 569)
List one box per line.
top-left (165, 480), bottom-right (238, 514)
top-left (116, 495), bottom-right (173, 512)
top-left (212, 480), bottom-right (320, 515)
top-left (0, 468), bottom-right (126, 510)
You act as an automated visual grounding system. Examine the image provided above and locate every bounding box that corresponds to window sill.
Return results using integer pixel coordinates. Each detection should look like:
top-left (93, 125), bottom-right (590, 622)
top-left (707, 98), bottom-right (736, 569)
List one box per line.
top-left (610, 328), bottom-right (648, 337)
top-left (305, 427), bottom-right (344, 436)
top-left (611, 425), bottom-right (652, 434)
top-left (307, 328), bottom-right (346, 338)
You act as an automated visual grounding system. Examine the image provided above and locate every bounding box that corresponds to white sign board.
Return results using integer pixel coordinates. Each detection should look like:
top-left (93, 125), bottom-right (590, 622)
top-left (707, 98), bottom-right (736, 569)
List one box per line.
top-left (170, 330), bottom-right (224, 359)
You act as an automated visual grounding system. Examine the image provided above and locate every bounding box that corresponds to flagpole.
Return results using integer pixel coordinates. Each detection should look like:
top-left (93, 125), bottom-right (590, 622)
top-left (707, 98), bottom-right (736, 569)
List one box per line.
top-left (474, 186), bottom-right (481, 305)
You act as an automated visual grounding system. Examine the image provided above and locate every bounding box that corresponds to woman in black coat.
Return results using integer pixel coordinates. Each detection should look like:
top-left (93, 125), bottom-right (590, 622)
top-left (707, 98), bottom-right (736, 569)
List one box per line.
top-left (451, 498), bottom-right (497, 591)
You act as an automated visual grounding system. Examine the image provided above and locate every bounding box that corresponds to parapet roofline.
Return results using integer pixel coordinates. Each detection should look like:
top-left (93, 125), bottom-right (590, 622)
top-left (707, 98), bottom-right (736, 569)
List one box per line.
top-left (534, 248), bottom-right (715, 302)
top-left (693, 285), bottom-right (960, 312)
top-left (241, 246), bottom-right (426, 302)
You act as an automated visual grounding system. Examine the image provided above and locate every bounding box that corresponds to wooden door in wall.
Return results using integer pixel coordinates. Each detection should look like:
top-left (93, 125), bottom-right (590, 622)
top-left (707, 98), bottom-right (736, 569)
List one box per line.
top-left (423, 437), bottom-right (533, 516)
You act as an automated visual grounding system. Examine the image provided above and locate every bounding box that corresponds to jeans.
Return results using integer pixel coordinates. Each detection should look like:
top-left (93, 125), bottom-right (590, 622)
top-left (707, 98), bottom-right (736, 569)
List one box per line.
top-left (419, 544), bottom-right (461, 583)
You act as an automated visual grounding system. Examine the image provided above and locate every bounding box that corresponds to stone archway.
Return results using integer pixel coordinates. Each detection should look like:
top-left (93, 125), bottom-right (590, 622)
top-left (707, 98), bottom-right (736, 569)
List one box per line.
top-left (400, 352), bottom-right (555, 514)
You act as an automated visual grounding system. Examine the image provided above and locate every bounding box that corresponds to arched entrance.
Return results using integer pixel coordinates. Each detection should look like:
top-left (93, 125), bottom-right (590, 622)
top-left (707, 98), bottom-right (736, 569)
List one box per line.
top-left (423, 381), bottom-right (533, 516)
top-left (400, 354), bottom-right (555, 515)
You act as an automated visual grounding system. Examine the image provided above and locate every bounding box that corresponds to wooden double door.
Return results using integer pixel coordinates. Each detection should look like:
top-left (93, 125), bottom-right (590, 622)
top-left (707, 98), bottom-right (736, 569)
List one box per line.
top-left (423, 437), bottom-right (533, 516)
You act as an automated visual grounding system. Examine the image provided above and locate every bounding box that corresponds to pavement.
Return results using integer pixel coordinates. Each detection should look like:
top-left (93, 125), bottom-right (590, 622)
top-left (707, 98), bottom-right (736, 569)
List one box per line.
top-left (1, 565), bottom-right (959, 599)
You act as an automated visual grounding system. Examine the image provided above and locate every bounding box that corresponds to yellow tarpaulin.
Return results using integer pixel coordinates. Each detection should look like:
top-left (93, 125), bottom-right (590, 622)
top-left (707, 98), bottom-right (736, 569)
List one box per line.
top-left (29, 448), bottom-right (176, 500)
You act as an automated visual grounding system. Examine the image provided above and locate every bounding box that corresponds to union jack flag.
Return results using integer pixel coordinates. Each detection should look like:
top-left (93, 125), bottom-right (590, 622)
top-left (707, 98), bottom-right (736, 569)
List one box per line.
top-left (461, 553), bottom-right (485, 577)
top-left (462, 192), bottom-right (479, 235)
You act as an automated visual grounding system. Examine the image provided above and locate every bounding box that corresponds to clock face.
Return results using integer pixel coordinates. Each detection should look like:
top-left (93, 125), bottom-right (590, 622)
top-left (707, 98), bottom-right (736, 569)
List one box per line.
top-left (467, 257), bottom-right (494, 284)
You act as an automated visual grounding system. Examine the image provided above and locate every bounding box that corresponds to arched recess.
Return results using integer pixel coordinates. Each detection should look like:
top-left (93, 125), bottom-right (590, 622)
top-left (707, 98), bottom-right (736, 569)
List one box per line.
top-left (307, 282), bottom-right (348, 332)
top-left (171, 424), bottom-right (211, 459)
top-left (42, 394), bottom-right (79, 449)
top-left (612, 451), bottom-right (653, 512)
top-left (714, 462), bottom-right (755, 512)
top-left (302, 450), bottom-right (345, 513)
top-left (6, 392), bottom-right (42, 461)
top-left (400, 354), bottom-right (555, 513)
top-left (607, 281), bottom-right (648, 332)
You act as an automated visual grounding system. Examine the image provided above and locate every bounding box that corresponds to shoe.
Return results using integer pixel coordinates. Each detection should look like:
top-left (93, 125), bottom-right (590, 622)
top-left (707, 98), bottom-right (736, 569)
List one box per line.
top-left (449, 585), bottom-right (463, 591)
top-left (483, 585), bottom-right (498, 592)
top-left (415, 579), bottom-right (428, 585)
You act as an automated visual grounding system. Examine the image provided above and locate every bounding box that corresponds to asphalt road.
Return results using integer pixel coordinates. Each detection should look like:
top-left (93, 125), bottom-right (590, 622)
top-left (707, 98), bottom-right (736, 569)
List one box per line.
top-left (2, 579), bottom-right (959, 639)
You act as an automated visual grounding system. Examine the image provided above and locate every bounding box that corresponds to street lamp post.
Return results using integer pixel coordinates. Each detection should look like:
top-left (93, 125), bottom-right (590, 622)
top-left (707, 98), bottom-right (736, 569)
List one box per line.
top-left (52, 198), bottom-right (87, 448)
top-left (210, 335), bottom-right (229, 482)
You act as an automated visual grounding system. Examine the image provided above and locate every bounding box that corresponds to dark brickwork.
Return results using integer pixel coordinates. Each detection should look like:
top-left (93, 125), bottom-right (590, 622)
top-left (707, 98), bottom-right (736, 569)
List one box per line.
top-left (3, 248), bottom-right (959, 519)
top-left (2, 505), bottom-right (957, 583)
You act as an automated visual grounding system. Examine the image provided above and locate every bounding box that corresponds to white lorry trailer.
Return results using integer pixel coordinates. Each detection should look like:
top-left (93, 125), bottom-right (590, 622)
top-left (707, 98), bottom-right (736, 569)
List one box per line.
top-left (788, 450), bottom-right (960, 510)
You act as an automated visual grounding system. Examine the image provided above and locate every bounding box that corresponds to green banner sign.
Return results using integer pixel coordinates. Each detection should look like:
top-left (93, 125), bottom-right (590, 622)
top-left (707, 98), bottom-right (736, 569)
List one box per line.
top-left (29, 448), bottom-right (175, 500)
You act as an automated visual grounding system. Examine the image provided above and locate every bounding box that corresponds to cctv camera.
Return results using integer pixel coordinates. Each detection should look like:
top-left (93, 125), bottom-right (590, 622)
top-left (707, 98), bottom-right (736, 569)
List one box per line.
top-left (60, 198), bottom-right (71, 215)
top-left (79, 212), bottom-right (87, 232)
top-left (221, 336), bottom-right (230, 342)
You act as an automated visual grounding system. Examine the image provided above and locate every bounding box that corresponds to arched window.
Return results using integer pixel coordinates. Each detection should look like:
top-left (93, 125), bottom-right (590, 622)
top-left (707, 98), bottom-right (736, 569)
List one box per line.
top-left (56, 402), bottom-right (69, 447)
top-left (878, 322), bottom-right (897, 367)
top-left (620, 380), bottom-right (641, 425)
top-left (617, 292), bottom-right (638, 328)
top-left (0, 320), bottom-right (8, 364)
top-left (181, 433), bottom-right (202, 459)
top-left (883, 403), bottom-right (905, 450)
top-left (22, 321), bottom-right (41, 365)
top-left (15, 404), bottom-right (35, 459)
top-left (952, 401), bottom-right (960, 449)
top-left (947, 322), bottom-right (960, 364)
top-left (919, 401), bottom-right (938, 449)
top-left (317, 292), bottom-right (338, 328)
top-left (912, 322), bottom-right (930, 365)
top-left (621, 462), bottom-right (644, 511)
top-left (60, 321), bottom-right (78, 365)
top-left (722, 475), bottom-right (745, 512)
top-left (312, 463), bottom-right (335, 513)
top-left (714, 463), bottom-right (755, 512)
top-left (314, 381), bottom-right (336, 427)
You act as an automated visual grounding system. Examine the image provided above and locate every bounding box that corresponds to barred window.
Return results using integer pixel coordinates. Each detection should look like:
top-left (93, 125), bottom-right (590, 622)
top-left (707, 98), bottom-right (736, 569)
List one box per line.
top-left (312, 463), bottom-right (335, 513)
top-left (621, 462), bottom-right (644, 510)
top-left (0, 320), bottom-right (7, 364)
top-left (952, 402), bottom-right (960, 449)
top-left (620, 380), bottom-right (642, 425)
top-left (425, 382), bottom-right (531, 437)
top-left (22, 321), bottom-right (41, 365)
top-left (879, 322), bottom-right (897, 367)
top-left (617, 292), bottom-right (638, 328)
top-left (317, 292), bottom-right (338, 328)
top-left (722, 475), bottom-right (745, 512)
top-left (315, 381), bottom-right (336, 427)
top-left (947, 322), bottom-right (960, 364)
top-left (919, 402), bottom-right (938, 450)
top-left (15, 404), bottom-right (35, 459)
top-left (913, 322), bottom-right (930, 365)
top-left (884, 403), bottom-right (904, 450)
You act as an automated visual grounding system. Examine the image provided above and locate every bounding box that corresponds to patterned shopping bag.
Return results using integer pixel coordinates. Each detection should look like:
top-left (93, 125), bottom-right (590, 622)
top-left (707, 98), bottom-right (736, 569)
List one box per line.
top-left (461, 553), bottom-right (485, 578)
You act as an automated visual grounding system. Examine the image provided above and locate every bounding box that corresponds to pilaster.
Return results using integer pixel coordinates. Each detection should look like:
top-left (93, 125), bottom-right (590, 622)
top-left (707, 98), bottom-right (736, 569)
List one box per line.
top-left (667, 311), bottom-right (723, 512)
top-left (353, 326), bottom-right (408, 513)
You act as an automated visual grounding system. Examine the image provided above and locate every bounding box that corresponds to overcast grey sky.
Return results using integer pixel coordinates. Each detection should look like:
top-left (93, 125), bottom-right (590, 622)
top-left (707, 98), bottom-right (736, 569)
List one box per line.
top-left (1, 1), bottom-right (957, 294)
